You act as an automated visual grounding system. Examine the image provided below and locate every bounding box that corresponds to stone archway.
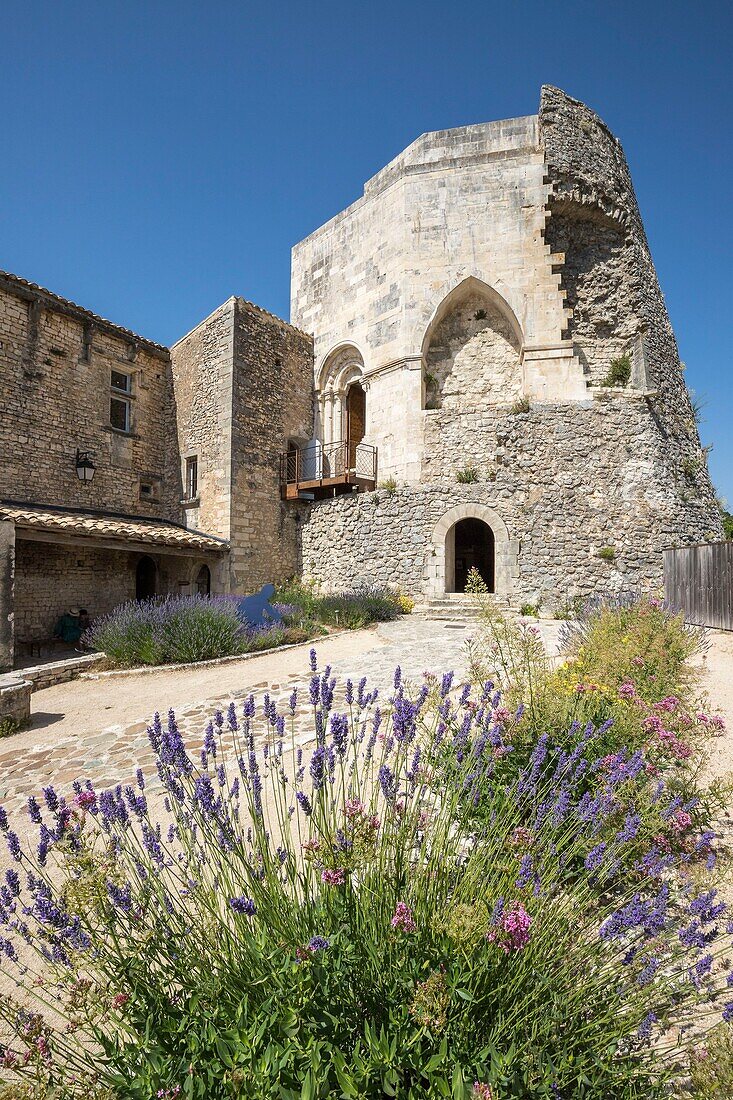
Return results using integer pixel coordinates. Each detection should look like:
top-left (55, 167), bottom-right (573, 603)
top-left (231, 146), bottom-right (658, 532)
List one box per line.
top-left (425, 503), bottom-right (519, 599)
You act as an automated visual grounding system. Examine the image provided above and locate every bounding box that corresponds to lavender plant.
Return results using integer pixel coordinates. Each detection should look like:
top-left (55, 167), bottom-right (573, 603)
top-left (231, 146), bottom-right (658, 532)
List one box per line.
top-left (0, 654), bottom-right (731, 1099)
top-left (83, 595), bottom-right (312, 668)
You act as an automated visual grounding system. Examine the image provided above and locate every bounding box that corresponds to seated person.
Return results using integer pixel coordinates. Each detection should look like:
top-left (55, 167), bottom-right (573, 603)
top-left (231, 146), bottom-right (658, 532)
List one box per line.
top-left (53, 607), bottom-right (83, 645)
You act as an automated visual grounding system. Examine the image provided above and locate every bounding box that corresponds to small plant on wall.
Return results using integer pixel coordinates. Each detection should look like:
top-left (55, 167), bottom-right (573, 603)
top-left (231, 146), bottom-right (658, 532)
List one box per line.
top-left (456, 466), bottom-right (479, 484)
top-left (510, 395), bottom-right (530, 414)
top-left (601, 353), bottom-right (632, 388)
top-left (379, 476), bottom-right (398, 493)
top-left (598, 545), bottom-right (617, 562)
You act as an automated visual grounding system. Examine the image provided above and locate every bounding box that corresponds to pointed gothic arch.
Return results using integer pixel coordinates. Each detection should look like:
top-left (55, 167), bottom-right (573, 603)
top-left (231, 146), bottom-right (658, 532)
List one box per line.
top-left (420, 277), bottom-right (525, 410)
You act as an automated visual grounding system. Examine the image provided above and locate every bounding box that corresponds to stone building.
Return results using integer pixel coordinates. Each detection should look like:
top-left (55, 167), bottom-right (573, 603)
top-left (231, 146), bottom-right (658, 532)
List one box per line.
top-left (0, 85), bottom-right (721, 671)
top-left (294, 85), bottom-right (721, 603)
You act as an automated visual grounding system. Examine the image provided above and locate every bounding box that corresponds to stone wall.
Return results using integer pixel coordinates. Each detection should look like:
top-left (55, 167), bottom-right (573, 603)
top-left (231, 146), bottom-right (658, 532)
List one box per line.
top-left (0, 520), bottom-right (14, 671)
top-left (230, 299), bottom-right (313, 590)
top-left (0, 274), bottom-right (181, 522)
top-left (170, 299), bottom-right (235, 542)
top-left (424, 290), bottom-right (522, 410)
top-left (292, 113), bottom-right (583, 482)
top-left (171, 297), bottom-right (313, 593)
top-left (12, 539), bottom-right (217, 642)
top-left (539, 86), bottom-right (721, 537)
top-left (301, 394), bottom-right (721, 609)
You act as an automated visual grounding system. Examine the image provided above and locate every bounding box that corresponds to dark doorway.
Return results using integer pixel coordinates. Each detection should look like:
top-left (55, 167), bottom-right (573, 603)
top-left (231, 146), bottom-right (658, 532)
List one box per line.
top-left (346, 382), bottom-right (366, 468)
top-left (453, 519), bottom-right (495, 592)
top-left (196, 564), bottom-right (211, 596)
top-left (136, 556), bottom-right (157, 601)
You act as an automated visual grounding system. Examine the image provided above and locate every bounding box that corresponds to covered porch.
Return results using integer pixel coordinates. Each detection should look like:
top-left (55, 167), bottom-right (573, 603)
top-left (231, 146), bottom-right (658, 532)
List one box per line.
top-left (0, 503), bottom-right (229, 671)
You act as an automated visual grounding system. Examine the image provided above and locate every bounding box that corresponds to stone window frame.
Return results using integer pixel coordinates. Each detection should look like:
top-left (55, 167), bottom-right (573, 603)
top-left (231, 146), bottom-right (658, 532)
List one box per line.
top-left (184, 455), bottom-right (199, 502)
top-left (109, 368), bottom-right (134, 434)
top-left (315, 343), bottom-right (367, 447)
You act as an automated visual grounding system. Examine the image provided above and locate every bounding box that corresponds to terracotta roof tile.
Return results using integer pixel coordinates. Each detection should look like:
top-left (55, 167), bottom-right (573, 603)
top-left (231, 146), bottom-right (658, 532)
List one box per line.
top-left (0, 503), bottom-right (228, 554)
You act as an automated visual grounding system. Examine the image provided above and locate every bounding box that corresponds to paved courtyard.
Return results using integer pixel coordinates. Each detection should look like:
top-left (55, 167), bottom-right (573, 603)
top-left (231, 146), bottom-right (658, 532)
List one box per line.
top-left (1, 615), bottom-right (731, 830)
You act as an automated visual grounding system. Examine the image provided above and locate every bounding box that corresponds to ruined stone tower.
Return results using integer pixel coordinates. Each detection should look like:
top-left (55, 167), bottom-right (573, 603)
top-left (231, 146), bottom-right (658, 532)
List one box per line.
top-left (291, 85), bottom-right (720, 608)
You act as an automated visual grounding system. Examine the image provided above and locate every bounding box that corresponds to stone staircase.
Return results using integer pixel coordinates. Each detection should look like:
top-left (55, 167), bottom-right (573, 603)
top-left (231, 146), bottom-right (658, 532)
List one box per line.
top-left (416, 593), bottom-right (514, 623)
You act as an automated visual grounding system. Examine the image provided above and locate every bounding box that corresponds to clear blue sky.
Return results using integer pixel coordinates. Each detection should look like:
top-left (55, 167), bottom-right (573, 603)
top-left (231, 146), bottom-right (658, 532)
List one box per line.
top-left (2, 1), bottom-right (731, 500)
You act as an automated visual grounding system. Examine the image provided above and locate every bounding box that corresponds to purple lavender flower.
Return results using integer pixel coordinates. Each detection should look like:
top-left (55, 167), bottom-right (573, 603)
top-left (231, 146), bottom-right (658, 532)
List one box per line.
top-left (0, 808), bottom-right (7, 832)
top-left (440, 671), bottom-right (454, 698)
top-left (296, 791), bottom-right (312, 816)
top-left (26, 798), bottom-right (42, 825)
top-left (308, 935), bottom-right (329, 951)
top-left (723, 1002), bottom-right (733, 1023)
top-left (204, 722), bottom-right (217, 758)
top-left (136, 768), bottom-right (145, 791)
top-left (393, 666), bottom-right (402, 690)
top-left (42, 786), bottom-right (59, 813)
top-left (637, 1012), bottom-right (658, 1040)
top-left (229, 896), bottom-right (256, 916)
top-left (378, 764), bottom-right (397, 802)
top-left (6, 833), bottom-right (21, 862)
top-left (310, 746), bottom-right (327, 790)
top-left (309, 648), bottom-right (317, 672)
top-left (330, 714), bottom-right (349, 757)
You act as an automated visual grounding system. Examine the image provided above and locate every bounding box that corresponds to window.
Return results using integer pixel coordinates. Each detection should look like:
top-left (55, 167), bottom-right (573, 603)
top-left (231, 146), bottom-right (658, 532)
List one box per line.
top-left (139, 476), bottom-right (161, 503)
top-left (185, 456), bottom-right (198, 499)
top-left (110, 370), bottom-right (132, 432)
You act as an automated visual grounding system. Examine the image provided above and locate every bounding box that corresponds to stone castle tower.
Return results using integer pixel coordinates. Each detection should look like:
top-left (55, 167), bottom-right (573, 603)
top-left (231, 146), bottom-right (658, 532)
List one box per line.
top-left (290, 85), bottom-right (721, 607)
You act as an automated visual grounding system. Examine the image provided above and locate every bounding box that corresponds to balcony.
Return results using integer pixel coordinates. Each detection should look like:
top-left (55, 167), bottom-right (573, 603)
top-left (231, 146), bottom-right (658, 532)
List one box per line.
top-left (280, 440), bottom-right (378, 501)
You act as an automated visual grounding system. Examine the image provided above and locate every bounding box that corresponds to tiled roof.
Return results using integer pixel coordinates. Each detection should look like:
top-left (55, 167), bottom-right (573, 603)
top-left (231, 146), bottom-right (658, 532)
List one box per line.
top-left (0, 503), bottom-right (228, 554)
top-left (0, 270), bottom-right (170, 359)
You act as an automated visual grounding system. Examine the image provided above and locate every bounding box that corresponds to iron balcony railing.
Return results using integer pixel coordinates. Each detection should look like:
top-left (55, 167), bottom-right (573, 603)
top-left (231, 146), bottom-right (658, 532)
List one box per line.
top-left (279, 440), bottom-right (377, 496)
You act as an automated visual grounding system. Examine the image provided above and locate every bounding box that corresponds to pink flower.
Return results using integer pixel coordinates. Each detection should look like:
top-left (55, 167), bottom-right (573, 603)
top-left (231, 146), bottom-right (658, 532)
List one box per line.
top-left (631, 655), bottom-right (645, 667)
top-left (508, 827), bottom-right (534, 849)
top-left (73, 790), bottom-right (96, 810)
top-left (391, 901), bottom-right (417, 933)
top-left (321, 868), bottom-right (346, 886)
top-left (344, 798), bottom-right (365, 818)
top-left (487, 901), bottom-right (532, 953)
top-left (112, 993), bottom-right (130, 1009)
top-left (669, 809), bottom-right (693, 833)
top-left (302, 838), bottom-right (321, 854)
top-left (618, 681), bottom-right (637, 699)
top-left (472, 1085), bottom-right (494, 1099)
top-left (494, 707), bottom-right (511, 724)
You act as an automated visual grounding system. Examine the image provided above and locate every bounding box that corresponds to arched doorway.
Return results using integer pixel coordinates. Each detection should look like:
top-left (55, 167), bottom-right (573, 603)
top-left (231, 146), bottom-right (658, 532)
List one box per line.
top-left (346, 382), bottom-right (366, 468)
top-left (195, 564), bottom-right (211, 596)
top-left (449, 518), bottom-right (495, 592)
top-left (136, 556), bottom-right (157, 601)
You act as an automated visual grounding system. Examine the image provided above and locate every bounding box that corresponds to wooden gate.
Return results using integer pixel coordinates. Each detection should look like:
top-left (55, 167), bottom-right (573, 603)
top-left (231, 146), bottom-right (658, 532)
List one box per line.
top-left (663, 542), bottom-right (733, 630)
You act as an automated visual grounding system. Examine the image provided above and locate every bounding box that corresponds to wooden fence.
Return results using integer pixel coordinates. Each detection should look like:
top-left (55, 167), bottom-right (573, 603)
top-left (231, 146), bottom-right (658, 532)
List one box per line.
top-left (663, 541), bottom-right (733, 631)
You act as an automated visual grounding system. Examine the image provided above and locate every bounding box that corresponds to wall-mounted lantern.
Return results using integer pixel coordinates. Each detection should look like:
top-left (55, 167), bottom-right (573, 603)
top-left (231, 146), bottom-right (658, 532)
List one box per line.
top-left (75, 449), bottom-right (96, 483)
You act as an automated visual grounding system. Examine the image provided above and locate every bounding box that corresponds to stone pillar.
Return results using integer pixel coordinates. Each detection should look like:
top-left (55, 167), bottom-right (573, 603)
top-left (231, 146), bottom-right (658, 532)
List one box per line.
top-left (0, 520), bottom-right (15, 672)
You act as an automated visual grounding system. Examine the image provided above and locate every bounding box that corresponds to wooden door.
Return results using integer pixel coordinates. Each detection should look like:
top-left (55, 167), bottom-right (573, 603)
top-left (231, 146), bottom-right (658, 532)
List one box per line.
top-left (346, 383), bottom-right (366, 470)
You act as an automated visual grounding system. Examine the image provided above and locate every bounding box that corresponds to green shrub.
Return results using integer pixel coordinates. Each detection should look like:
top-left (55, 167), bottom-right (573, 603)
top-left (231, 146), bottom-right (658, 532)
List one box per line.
top-left (275, 578), bottom-right (405, 630)
top-left (456, 466), bottom-right (479, 484)
top-left (0, 717), bottom-right (19, 738)
top-left (379, 476), bottom-right (398, 493)
top-left (510, 395), bottom-right (530, 414)
top-left (601, 353), bottom-right (632, 387)
top-left (519, 602), bottom-right (541, 617)
top-left (688, 1025), bottom-right (733, 1098)
top-left (598, 545), bottom-right (616, 562)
